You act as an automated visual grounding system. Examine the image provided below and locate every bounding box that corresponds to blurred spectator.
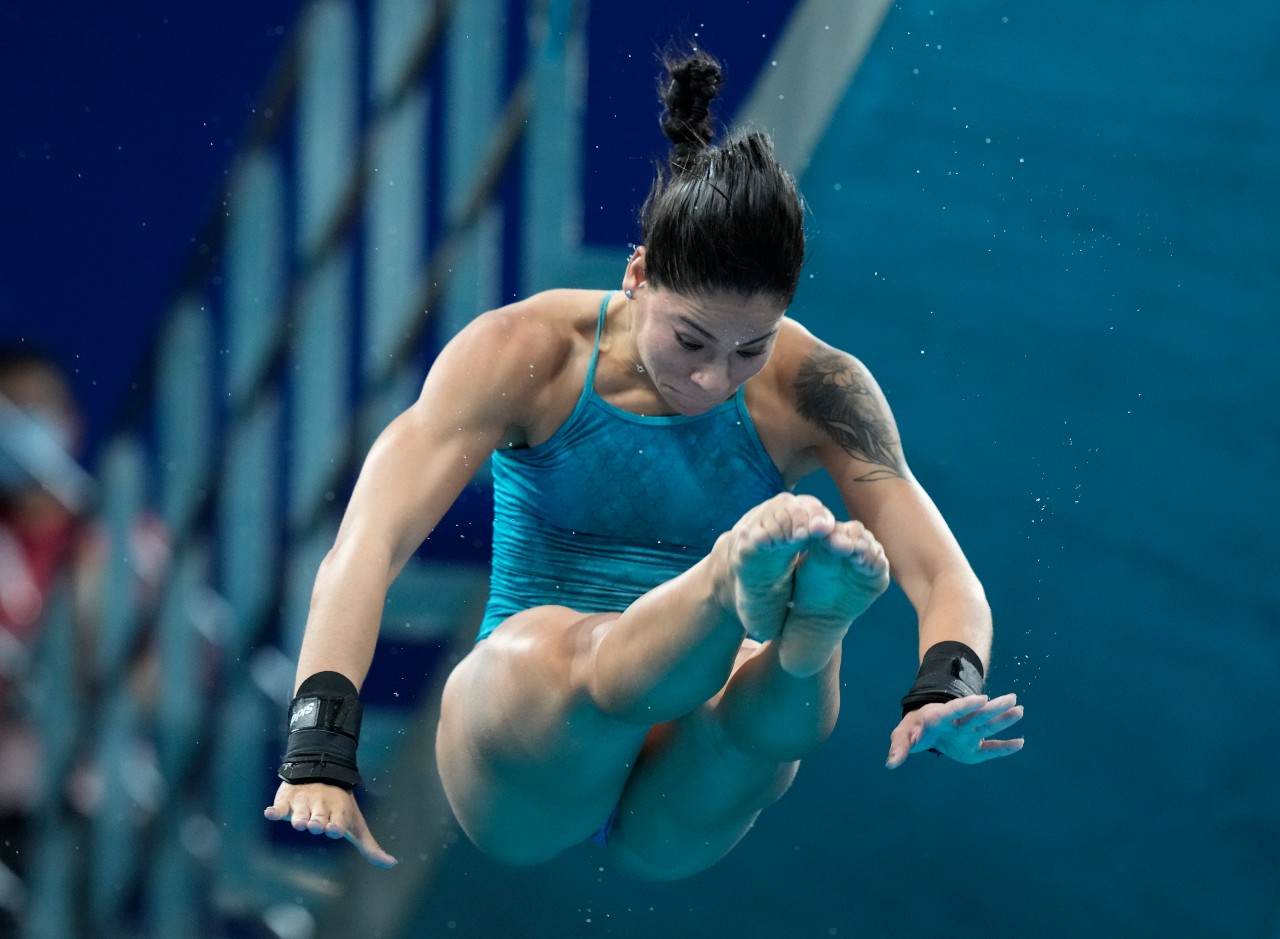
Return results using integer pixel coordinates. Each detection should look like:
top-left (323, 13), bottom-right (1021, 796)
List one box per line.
top-left (0, 344), bottom-right (170, 927)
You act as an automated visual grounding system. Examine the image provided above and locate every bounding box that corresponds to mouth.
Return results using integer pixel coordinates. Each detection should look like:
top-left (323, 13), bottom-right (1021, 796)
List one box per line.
top-left (664, 384), bottom-right (717, 409)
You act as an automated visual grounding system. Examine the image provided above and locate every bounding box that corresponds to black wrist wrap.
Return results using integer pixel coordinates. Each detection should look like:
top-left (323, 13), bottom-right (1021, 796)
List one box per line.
top-left (900, 641), bottom-right (986, 757)
top-left (900, 640), bottom-right (986, 718)
top-left (277, 671), bottom-right (364, 790)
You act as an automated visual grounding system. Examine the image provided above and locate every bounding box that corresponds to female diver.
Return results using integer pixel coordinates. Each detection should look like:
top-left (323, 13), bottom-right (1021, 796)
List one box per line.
top-left (263, 46), bottom-right (1025, 881)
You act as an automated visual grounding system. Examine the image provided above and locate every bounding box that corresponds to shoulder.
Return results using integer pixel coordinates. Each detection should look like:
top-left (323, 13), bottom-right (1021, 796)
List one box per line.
top-left (450, 289), bottom-right (587, 432)
top-left (762, 316), bottom-right (851, 418)
top-left (463, 289), bottom-right (579, 375)
top-left (766, 318), bottom-right (899, 458)
top-left (768, 316), bottom-right (869, 381)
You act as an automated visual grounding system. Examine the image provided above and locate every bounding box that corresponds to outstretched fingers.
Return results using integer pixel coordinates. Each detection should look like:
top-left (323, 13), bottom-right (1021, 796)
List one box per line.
top-left (264, 786), bottom-right (398, 868)
top-left (951, 693), bottom-right (1024, 737)
top-left (948, 694), bottom-right (1026, 762)
top-left (976, 737), bottom-right (1026, 761)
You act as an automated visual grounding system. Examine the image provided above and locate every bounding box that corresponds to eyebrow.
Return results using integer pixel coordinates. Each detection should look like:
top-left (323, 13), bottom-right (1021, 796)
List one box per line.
top-left (675, 315), bottom-right (778, 346)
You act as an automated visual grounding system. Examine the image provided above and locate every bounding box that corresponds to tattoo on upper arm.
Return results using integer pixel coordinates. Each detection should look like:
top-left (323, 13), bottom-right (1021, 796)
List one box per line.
top-left (793, 347), bottom-right (906, 482)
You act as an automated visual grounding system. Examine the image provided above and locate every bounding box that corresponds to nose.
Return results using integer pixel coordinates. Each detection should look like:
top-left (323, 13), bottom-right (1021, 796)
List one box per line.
top-left (689, 364), bottom-right (732, 398)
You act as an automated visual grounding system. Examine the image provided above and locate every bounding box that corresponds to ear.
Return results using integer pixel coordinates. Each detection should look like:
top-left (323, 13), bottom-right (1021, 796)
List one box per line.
top-left (623, 245), bottom-right (648, 294)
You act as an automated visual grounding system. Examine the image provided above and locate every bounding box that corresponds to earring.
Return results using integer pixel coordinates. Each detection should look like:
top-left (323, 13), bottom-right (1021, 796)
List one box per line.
top-left (624, 288), bottom-right (634, 299)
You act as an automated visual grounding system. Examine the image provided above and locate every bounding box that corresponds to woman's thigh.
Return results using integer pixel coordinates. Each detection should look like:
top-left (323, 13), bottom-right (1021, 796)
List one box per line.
top-left (435, 605), bottom-right (653, 865)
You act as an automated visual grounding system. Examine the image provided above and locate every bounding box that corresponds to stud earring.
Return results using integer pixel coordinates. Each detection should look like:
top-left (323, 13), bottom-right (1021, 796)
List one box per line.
top-left (624, 288), bottom-right (634, 299)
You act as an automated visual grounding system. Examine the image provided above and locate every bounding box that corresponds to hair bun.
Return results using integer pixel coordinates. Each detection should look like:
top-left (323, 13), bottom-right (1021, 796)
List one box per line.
top-left (657, 46), bottom-right (724, 175)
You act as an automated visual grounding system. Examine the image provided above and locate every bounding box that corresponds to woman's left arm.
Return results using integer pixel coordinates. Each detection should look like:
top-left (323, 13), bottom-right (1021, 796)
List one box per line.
top-left (784, 330), bottom-right (1023, 766)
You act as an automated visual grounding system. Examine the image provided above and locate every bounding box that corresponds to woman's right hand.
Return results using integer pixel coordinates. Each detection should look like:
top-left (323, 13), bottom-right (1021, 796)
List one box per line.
top-left (264, 780), bottom-right (398, 868)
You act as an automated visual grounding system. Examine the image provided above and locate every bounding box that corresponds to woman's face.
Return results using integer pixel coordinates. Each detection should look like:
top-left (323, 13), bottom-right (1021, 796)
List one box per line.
top-left (624, 249), bottom-right (787, 414)
top-left (632, 287), bottom-right (785, 413)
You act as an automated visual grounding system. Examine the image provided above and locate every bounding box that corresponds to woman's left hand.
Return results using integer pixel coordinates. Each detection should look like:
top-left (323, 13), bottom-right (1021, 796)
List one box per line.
top-left (885, 693), bottom-right (1025, 769)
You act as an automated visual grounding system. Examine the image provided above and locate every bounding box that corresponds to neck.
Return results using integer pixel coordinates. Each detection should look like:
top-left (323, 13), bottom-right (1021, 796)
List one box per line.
top-left (601, 291), bottom-right (666, 400)
top-left (605, 292), bottom-right (642, 368)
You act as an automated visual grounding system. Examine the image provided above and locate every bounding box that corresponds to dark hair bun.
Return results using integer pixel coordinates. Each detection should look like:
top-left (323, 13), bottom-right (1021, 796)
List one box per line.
top-left (657, 46), bottom-right (724, 175)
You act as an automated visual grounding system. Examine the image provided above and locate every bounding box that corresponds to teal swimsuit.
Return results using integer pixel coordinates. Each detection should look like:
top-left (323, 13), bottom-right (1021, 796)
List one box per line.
top-left (476, 290), bottom-right (788, 643)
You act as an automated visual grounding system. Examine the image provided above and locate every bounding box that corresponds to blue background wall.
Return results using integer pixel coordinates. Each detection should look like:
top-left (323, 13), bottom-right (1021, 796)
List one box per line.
top-left (0, 1), bottom-right (302, 456)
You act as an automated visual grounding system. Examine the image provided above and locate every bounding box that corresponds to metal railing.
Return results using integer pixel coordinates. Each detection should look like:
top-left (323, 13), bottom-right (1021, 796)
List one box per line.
top-left (17, 0), bottom-right (591, 935)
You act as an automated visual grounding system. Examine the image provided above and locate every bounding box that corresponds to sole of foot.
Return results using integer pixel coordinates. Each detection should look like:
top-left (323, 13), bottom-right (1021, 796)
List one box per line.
top-left (775, 520), bottom-right (891, 677)
top-left (716, 494), bottom-right (839, 643)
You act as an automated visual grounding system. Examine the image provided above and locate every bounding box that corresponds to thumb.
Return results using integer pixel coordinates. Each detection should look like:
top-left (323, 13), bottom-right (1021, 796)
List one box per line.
top-left (886, 719), bottom-right (926, 769)
top-left (886, 727), bottom-right (910, 769)
top-left (349, 805), bottom-right (398, 869)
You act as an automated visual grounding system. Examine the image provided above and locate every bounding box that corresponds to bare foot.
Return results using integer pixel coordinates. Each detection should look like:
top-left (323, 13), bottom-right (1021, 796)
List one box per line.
top-left (712, 493), bottom-right (837, 642)
top-left (776, 520), bottom-right (890, 677)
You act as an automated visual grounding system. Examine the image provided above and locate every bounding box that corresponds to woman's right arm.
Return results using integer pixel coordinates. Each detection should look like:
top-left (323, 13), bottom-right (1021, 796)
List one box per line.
top-left (264, 296), bottom-right (564, 866)
top-left (292, 300), bottom-right (558, 695)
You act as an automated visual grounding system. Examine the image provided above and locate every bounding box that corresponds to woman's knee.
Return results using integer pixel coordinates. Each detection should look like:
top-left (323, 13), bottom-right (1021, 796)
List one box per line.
top-left (490, 606), bottom-right (616, 706)
top-left (442, 606), bottom-right (627, 777)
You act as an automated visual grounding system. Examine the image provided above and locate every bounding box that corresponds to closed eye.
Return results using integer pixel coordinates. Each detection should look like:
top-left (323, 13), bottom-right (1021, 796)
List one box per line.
top-left (676, 334), bottom-right (766, 358)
